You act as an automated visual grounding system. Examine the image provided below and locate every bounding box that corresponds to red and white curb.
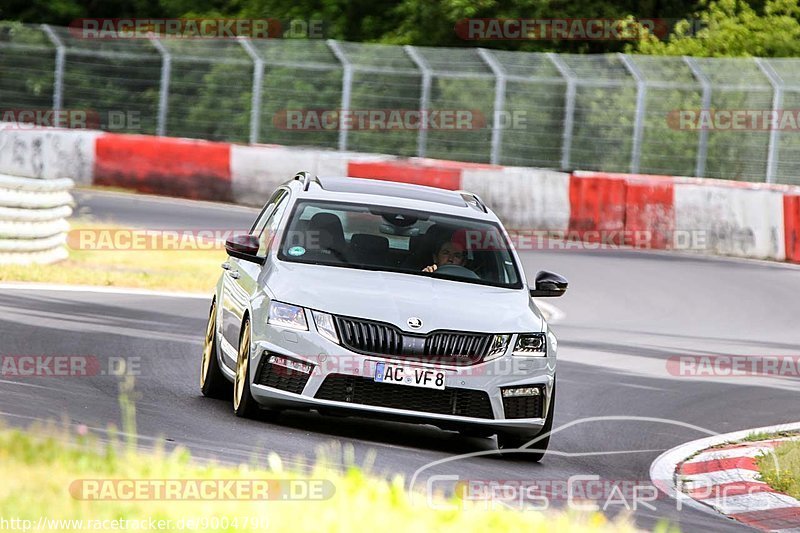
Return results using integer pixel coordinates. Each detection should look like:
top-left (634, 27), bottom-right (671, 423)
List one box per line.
top-left (650, 422), bottom-right (800, 531)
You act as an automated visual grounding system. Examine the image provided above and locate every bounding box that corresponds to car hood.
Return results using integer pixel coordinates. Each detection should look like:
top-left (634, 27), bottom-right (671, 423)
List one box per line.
top-left (263, 260), bottom-right (543, 334)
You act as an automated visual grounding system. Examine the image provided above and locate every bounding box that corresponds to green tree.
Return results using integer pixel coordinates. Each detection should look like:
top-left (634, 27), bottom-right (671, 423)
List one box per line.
top-left (631, 0), bottom-right (800, 57)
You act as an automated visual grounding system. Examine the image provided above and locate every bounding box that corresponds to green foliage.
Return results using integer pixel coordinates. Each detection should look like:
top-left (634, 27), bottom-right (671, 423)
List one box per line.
top-left (632, 0), bottom-right (800, 57)
top-left (757, 438), bottom-right (800, 499)
top-left (4, 0), bottom-right (800, 57)
top-left (1, 0), bottom-right (705, 53)
top-left (3, 1), bottom-right (800, 183)
top-left (0, 425), bottom-right (641, 533)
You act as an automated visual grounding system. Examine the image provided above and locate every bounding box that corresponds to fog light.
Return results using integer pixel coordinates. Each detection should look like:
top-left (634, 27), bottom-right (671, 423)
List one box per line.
top-left (501, 386), bottom-right (541, 397)
top-left (267, 355), bottom-right (312, 374)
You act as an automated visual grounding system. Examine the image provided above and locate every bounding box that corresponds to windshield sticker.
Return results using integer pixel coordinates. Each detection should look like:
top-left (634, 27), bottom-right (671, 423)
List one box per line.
top-left (288, 246), bottom-right (306, 256)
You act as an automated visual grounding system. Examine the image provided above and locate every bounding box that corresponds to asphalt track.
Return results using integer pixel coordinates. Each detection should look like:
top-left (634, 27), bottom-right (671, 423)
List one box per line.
top-left (2, 188), bottom-right (799, 531)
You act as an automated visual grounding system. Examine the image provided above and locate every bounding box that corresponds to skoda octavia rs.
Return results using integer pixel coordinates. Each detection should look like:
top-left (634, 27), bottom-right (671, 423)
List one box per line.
top-left (200, 172), bottom-right (567, 460)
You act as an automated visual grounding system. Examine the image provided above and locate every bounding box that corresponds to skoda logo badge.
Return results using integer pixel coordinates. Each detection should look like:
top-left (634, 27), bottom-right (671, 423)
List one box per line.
top-left (407, 317), bottom-right (422, 329)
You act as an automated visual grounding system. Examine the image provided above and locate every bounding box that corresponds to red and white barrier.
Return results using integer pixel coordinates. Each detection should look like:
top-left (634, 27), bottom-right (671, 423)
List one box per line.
top-left (461, 166), bottom-right (570, 232)
top-left (0, 124), bottom-right (98, 184)
top-left (2, 123), bottom-right (799, 265)
top-left (785, 195), bottom-right (800, 263)
top-left (231, 144), bottom-right (393, 206)
top-left (346, 158), bottom-right (484, 190)
top-left (673, 182), bottom-right (786, 260)
top-left (94, 134), bottom-right (232, 201)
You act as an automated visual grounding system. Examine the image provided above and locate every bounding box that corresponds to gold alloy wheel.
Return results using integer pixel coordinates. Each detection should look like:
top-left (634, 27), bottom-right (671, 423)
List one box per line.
top-left (233, 320), bottom-right (250, 411)
top-left (200, 303), bottom-right (216, 388)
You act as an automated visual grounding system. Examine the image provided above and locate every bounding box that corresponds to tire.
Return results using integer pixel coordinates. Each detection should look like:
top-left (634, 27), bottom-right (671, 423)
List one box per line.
top-left (200, 301), bottom-right (230, 399)
top-left (497, 380), bottom-right (556, 462)
top-left (233, 318), bottom-right (260, 418)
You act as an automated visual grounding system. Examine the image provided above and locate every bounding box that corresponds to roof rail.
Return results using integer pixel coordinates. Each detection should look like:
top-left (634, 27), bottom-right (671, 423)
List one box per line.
top-left (293, 171), bottom-right (319, 191)
top-left (456, 190), bottom-right (488, 213)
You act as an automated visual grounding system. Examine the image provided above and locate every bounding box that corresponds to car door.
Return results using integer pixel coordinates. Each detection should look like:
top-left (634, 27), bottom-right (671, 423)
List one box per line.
top-left (220, 189), bottom-right (289, 364)
top-left (234, 188), bottom-right (291, 315)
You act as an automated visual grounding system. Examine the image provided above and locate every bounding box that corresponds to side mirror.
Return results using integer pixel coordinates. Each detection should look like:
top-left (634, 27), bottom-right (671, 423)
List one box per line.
top-left (529, 270), bottom-right (568, 298)
top-left (225, 234), bottom-right (264, 265)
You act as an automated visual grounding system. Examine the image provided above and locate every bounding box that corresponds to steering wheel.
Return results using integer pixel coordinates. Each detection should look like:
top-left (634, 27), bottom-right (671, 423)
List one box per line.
top-left (434, 264), bottom-right (480, 280)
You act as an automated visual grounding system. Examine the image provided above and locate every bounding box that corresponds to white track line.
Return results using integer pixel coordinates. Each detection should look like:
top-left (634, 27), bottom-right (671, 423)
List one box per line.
top-left (681, 468), bottom-right (761, 489)
top-left (0, 282), bottom-right (210, 299)
top-left (706, 492), bottom-right (800, 515)
top-left (687, 446), bottom-right (777, 464)
top-left (76, 187), bottom-right (259, 212)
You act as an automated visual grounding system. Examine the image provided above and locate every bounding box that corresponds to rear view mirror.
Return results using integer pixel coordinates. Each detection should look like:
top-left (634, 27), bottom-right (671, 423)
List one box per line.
top-left (225, 234), bottom-right (264, 265)
top-left (529, 270), bottom-right (568, 298)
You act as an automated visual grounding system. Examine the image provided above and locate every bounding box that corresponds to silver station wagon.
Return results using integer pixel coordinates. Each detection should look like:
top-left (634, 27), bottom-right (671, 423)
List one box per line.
top-left (200, 172), bottom-right (567, 461)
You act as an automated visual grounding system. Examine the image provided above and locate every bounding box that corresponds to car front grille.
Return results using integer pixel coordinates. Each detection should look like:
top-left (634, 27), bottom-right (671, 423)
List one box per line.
top-left (502, 389), bottom-right (544, 419)
top-left (423, 332), bottom-right (492, 360)
top-left (315, 374), bottom-right (494, 419)
top-left (334, 315), bottom-right (491, 366)
top-left (254, 354), bottom-right (313, 395)
top-left (335, 316), bottom-right (403, 356)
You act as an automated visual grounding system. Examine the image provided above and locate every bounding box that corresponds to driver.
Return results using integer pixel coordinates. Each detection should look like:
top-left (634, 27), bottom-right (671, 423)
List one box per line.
top-left (422, 237), bottom-right (466, 273)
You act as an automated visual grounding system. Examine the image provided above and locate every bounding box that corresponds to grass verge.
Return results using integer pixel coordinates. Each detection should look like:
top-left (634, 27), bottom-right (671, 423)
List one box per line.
top-left (757, 439), bottom-right (800, 500)
top-left (0, 220), bottom-right (223, 293)
top-left (0, 425), bottom-right (648, 532)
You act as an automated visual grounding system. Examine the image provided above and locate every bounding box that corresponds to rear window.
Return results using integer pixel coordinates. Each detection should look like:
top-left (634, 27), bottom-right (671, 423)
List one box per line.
top-left (277, 200), bottom-right (522, 289)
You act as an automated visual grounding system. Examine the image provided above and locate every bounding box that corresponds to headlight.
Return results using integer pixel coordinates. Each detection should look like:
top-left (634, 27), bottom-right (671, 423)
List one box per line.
top-left (268, 301), bottom-right (308, 331)
top-left (484, 334), bottom-right (510, 361)
top-left (513, 333), bottom-right (547, 356)
top-left (311, 310), bottom-right (339, 344)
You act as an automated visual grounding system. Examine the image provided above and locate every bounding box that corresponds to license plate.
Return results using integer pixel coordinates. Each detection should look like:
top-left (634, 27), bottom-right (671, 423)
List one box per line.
top-left (373, 361), bottom-right (446, 390)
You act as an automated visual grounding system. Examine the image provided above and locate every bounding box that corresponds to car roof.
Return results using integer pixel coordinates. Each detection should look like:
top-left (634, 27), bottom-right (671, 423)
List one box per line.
top-left (289, 175), bottom-right (497, 221)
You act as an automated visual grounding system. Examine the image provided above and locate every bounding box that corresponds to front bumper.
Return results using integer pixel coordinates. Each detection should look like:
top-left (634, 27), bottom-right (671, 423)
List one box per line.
top-left (246, 322), bottom-right (556, 435)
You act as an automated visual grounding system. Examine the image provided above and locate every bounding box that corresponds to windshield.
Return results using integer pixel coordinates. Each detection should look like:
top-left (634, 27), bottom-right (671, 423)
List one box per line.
top-left (277, 200), bottom-right (522, 289)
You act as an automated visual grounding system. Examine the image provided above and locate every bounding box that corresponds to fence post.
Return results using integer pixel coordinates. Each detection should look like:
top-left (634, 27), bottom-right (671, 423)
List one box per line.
top-left (40, 24), bottom-right (65, 113)
top-left (546, 53), bottom-right (576, 170)
top-left (684, 57), bottom-right (711, 178)
top-left (149, 37), bottom-right (171, 137)
top-left (619, 54), bottom-right (646, 174)
top-left (476, 48), bottom-right (506, 165)
top-left (326, 40), bottom-right (352, 152)
top-left (239, 37), bottom-right (264, 144)
top-left (755, 58), bottom-right (783, 184)
top-left (404, 45), bottom-right (432, 158)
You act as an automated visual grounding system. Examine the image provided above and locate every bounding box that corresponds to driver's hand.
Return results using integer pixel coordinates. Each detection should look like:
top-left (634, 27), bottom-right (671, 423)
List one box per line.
top-left (422, 264), bottom-right (438, 273)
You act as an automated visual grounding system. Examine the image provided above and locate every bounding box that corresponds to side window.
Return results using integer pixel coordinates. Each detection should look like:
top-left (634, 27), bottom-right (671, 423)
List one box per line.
top-left (257, 191), bottom-right (290, 257)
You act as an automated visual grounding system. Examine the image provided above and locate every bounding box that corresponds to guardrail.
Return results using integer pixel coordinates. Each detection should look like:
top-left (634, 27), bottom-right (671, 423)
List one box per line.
top-left (2, 121), bottom-right (799, 266)
top-left (2, 22), bottom-right (800, 185)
